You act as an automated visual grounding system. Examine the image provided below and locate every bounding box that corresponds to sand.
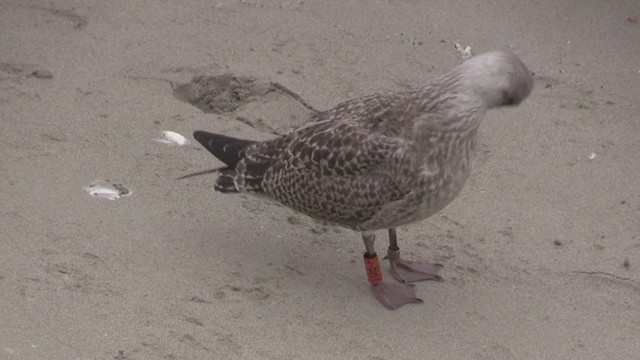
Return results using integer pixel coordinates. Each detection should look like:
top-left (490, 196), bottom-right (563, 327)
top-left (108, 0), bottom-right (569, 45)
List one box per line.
top-left (1, 1), bottom-right (639, 359)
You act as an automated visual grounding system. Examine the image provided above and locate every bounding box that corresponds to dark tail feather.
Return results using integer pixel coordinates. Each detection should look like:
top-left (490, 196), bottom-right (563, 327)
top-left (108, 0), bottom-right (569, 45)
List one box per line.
top-left (193, 131), bottom-right (255, 169)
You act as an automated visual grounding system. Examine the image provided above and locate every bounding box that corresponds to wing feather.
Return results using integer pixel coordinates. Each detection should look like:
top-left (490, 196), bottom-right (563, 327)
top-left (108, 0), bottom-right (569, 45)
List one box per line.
top-left (236, 118), bottom-right (414, 227)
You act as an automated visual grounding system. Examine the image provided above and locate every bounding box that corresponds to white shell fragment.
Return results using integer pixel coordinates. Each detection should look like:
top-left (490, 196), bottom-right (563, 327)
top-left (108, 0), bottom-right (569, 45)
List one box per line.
top-left (454, 43), bottom-right (472, 59)
top-left (155, 131), bottom-right (190, 146)
top-left (85, 180), bottom-right (131, 200)
top-left (587, 152), bottom-right (597, 160)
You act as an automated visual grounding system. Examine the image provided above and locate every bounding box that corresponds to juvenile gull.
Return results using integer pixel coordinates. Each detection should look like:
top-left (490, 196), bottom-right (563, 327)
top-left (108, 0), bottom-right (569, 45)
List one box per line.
top-left (190, 51), bottom-right (533, 309)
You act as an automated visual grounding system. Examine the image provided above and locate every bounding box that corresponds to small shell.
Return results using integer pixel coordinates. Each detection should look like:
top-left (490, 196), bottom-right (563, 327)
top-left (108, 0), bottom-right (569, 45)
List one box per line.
top-left (155, 131), bottom-right (190, 146)
top-left (587, 152), bottom-right (597, 160)
top-left (86, 181), bottom-right (131, 200)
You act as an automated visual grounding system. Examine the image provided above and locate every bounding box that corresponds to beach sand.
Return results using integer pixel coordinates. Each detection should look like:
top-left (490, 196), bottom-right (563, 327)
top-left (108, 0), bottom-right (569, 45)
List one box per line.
top-left (1, 1), bottom-right (639, 359)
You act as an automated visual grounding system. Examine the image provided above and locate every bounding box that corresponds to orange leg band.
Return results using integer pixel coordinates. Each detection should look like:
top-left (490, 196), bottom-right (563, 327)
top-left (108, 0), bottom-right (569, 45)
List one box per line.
top-left (364, 255), bottom-right (383, 286)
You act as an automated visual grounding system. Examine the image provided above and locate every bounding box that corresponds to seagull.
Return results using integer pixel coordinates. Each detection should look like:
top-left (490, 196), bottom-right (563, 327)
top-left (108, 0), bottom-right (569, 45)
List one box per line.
top-left (188, 51), bottom-right (533, 309)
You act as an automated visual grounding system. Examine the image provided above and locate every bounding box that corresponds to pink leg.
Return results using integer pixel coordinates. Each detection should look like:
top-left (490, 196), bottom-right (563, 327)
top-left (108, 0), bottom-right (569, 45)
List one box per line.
top-left (362, 232), bottom-right (423, 309)
top-left (386, 228), bottom-right (443, 283)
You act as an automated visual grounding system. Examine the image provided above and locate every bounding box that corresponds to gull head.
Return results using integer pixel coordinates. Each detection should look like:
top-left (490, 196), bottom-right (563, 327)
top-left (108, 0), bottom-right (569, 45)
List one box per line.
top-left (457, 51), bottom-right (533, 109)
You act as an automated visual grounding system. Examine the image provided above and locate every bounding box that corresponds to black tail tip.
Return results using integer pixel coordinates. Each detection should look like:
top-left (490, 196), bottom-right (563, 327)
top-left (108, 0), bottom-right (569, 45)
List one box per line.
top-left (193, 130), bottom-right (210, 141)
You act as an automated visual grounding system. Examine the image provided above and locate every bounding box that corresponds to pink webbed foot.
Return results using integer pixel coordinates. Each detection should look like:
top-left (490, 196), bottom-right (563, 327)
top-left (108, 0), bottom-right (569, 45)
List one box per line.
top-left (364, 253), bottom-right (423, 309)
top-left (386, 247), bottom-right (443, 283)
top-left (371, 282), bottom-right (423, 310)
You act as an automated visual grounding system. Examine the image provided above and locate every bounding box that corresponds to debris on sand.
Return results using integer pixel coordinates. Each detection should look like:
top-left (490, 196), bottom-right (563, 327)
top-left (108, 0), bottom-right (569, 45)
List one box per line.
top-left (155, 131), bottom-right (190, 146)
top-left (29, 70), bottom-right (53, 79)
top-left (85, 180), bottom-right (131, 200)
top-left (454, 43), bottom-right (472, 59)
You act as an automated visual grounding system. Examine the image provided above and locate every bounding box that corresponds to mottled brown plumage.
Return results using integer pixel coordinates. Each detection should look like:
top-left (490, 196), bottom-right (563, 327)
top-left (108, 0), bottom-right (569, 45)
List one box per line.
top-left (192, 51), bottom-right (533, 309)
